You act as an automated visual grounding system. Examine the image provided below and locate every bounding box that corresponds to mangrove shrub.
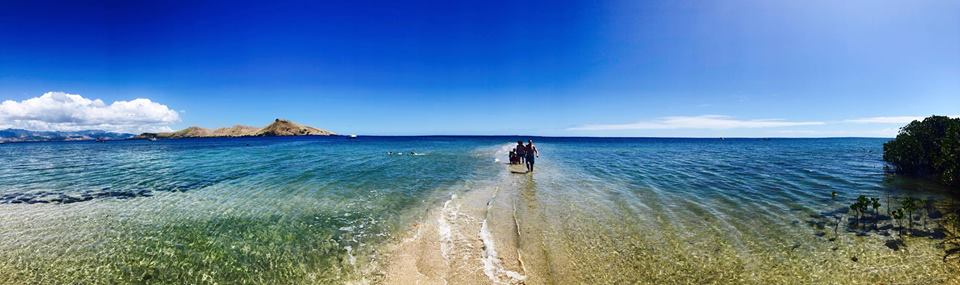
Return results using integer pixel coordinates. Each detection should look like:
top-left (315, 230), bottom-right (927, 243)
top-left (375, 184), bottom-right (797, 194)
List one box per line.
top-left (883, 115), bottom-right (960, 188)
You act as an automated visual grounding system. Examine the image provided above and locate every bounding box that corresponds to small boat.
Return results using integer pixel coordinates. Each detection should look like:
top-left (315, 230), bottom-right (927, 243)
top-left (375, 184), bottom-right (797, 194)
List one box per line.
top-left (348, 134), bottom-right (358, 139)
top-left (95, 138), bottom-right (107, 143)
top-left (148, 137), bottom-right (158, 142)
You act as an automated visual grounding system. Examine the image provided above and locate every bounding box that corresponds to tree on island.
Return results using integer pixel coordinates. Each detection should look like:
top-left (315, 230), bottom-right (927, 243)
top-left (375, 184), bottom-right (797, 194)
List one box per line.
top-left (883, 115), bottom-right (960, 188)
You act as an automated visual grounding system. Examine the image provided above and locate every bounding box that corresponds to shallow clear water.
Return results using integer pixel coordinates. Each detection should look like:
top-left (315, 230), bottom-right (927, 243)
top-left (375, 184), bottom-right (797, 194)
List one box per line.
top-left (504, 138), bottom-right (960, 284)
top-left (0, 137), bottom-right (957, 284)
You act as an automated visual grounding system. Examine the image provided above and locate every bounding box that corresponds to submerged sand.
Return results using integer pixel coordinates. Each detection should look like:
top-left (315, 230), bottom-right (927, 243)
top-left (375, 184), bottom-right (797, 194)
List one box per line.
top-left (384, 176), bottom-right (527, 284)
top-left (382, 145), bottom-right (960, 284)
top-left (2, 142), bottom-right (958, 284)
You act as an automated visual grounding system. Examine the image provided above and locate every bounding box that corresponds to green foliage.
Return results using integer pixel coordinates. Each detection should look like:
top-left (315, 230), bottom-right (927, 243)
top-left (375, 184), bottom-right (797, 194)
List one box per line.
top-left (850, 195), bottom-right (869, 229)
top-left (901, 197), bottom-right (918, 229)
top-left (892, 208), bottom-right (906, 236)
top-left (870, 197), bottom-right (881, 228)
top-left (883, 115), bottom-right (960, 188)
top-left (938, 122), bottom-right (960, 186)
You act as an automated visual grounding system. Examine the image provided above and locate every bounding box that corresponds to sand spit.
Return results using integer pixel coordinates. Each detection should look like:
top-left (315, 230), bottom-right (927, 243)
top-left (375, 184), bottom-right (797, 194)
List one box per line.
top-left (384, 162), bottom-right (534, 284)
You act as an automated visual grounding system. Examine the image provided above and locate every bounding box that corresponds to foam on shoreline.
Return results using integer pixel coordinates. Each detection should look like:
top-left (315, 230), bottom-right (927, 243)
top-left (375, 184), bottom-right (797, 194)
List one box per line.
top-left (437, 195), bottom-right (456, 262)
top-left (479, 219), bottom-right (527, 284)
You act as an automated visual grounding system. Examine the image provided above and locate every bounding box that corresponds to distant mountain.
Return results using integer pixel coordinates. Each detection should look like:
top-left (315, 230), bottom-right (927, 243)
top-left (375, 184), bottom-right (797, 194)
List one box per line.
top-left (0, 129), bottom-right (134, 143)
top-left (257, 119), bottom-right (332, 136)
top-left (135, 119), bottom-right (335, 139)
top-left (212, 125), bottom-right (261, 136)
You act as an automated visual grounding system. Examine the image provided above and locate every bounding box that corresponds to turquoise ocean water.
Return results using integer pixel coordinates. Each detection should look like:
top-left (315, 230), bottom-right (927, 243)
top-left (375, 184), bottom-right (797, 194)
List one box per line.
top-left (0, 137), bottom-right (957, 284)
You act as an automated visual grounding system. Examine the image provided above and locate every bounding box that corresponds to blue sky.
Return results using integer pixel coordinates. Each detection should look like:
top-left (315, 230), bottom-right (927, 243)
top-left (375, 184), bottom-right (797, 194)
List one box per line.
top-left (1, 0), bottom-right (957, 137)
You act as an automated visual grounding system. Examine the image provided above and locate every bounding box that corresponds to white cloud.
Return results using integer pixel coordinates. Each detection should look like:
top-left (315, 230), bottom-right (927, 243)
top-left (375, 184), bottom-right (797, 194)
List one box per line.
top-left (569, 115), bottom-right (824, 131)
top-left (844, 116), bottom-right (922, 124)
top-left (775, 128), bottom-right (900, 137)
top-left (0, 92), bottom-right (180, 133)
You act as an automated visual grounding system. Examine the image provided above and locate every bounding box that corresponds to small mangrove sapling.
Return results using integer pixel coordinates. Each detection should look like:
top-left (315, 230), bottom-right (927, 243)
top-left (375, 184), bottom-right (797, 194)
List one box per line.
top-left (886, 195), bottom-right (892, 218)
top-left (902, 197), bottom-right (918, 232)
top-left (829, 191), bottom-right (841, 237)
top-left (834, 215), bottom-right (843, 237)
top-left (850, 195), bottom-right (869, 230)
top-left (871, 197), bottom-right (881, 230)
top-left (892, 208), bottom-right (905, 237)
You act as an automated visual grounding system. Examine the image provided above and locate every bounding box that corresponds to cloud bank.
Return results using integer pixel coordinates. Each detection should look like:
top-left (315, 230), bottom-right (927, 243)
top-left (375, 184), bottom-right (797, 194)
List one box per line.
top-left (569, 115), bottom-right (825, 131)
top-left (844, 116), bottom-right (922, 124)
top-left (0, 92), bottom-right (180, 133)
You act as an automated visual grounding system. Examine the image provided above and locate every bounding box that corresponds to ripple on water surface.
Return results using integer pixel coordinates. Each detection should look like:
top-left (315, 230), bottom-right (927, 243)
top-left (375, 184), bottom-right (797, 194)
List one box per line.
top-left (0, 137), bottom-right (498, 284)
top-left (510, 138), bottom-right (960, 284)
top-left (0, 137), bottom-right (958, 284)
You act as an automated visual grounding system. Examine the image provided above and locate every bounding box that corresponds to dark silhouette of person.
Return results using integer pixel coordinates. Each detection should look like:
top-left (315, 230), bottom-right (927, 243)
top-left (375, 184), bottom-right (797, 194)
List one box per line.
top-left (525, 140), bottom-right (539, 172)
top-left (515, 140), bottom-right (526, 164)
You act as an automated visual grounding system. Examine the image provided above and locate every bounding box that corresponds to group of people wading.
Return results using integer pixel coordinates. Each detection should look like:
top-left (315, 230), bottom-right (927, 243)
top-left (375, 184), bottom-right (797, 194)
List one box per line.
top-left (508, 140), bottom-right (539, 172)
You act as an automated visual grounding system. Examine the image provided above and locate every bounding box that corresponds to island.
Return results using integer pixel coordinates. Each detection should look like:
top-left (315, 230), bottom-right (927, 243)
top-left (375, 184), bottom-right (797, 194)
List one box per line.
top-left (135, 119), bottom-right (336, 139)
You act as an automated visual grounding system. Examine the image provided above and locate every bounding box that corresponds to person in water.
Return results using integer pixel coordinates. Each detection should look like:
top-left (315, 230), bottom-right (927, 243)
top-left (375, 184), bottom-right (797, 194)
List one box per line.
top-left (524, 140), bottom-right (539, 172)
top-left (515, 141), bottom-right (526, 164)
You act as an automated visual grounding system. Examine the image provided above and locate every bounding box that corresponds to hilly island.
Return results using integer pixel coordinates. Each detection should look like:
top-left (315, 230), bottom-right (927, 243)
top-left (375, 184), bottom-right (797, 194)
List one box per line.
top-left (136, 119), bottom-right (336, 139)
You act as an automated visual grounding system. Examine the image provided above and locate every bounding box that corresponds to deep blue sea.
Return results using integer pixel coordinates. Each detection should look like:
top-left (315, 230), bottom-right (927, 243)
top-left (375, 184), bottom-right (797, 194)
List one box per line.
top-left (0, 137), bottom-right (957, 284)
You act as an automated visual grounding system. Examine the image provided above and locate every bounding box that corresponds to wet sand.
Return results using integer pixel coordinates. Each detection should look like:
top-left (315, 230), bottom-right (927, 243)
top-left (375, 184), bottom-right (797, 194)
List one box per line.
top-left (384, 169), bottom-right (529, 284)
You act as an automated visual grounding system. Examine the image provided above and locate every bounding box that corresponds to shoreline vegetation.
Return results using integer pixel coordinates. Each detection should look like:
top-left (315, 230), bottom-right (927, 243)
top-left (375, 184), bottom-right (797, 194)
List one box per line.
top-left (134, 118), bottom-right (336, 139)
top-left (883, 115), bottom-right (960, 189)
top-left (860, 114), bottom-right (960, 264)
top-left (814, 192), bottom-right (960, 263)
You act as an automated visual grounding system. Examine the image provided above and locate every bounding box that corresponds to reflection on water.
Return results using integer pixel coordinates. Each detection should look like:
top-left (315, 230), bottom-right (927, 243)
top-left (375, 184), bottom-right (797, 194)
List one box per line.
top-left (0, 137), bottom-right (958, 284)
